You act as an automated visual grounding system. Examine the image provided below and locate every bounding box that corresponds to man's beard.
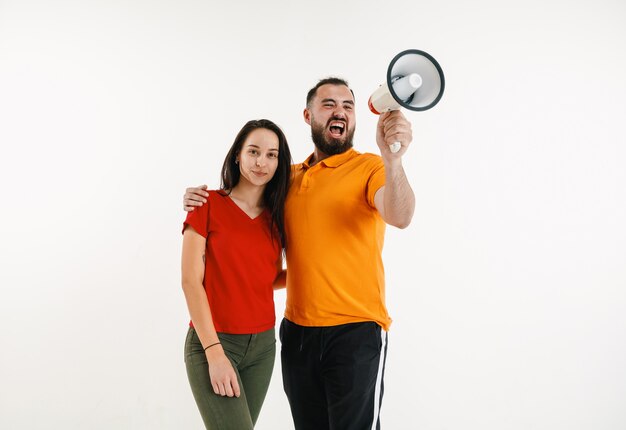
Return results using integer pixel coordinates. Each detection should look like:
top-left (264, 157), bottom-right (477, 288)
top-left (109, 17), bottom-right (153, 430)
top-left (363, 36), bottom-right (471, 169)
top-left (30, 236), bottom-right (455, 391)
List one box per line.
top-left (310, 118), bottom-right (355, 156)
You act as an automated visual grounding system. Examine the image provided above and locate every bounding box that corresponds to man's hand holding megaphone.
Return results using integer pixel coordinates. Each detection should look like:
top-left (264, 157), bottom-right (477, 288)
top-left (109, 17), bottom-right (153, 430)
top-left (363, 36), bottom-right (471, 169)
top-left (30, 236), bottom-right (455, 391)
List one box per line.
top-left (376, 110), bottom-right (412, 159)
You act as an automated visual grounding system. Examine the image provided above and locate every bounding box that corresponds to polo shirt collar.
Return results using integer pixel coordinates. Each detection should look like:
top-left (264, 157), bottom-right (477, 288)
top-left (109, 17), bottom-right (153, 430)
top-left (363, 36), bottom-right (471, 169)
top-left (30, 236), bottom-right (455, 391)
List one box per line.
top-left (301, 148), bottom-right (358, 170)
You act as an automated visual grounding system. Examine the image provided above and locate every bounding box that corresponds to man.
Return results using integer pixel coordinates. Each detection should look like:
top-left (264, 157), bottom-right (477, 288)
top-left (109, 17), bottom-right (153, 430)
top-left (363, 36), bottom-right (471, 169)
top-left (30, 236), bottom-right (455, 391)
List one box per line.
top-left (183, 77), bottom-right (415, 429)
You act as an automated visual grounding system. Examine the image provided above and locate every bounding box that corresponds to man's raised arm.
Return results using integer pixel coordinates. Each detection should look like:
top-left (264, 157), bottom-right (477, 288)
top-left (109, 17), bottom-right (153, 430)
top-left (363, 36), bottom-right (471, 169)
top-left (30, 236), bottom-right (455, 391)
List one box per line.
top-left (373, 110), bottom-right (416, 229)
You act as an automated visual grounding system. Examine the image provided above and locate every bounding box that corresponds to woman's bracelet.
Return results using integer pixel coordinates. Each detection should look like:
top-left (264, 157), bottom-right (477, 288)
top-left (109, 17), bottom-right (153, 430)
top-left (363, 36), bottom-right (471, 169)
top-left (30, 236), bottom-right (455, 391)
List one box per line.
top-left (203, 341), bottom-right (221, 352)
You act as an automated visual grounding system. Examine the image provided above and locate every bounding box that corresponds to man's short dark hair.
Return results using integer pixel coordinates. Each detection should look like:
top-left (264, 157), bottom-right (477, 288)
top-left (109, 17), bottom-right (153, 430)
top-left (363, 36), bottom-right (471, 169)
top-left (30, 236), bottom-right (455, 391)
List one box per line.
top-left (306, 77), bottom-right (355, 108)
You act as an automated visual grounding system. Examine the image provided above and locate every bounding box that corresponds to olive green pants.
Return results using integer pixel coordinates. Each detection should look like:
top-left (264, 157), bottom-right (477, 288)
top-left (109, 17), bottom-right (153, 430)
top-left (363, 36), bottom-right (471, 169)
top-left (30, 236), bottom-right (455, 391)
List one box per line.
top-left (184, 327), bottom-right (276, 429)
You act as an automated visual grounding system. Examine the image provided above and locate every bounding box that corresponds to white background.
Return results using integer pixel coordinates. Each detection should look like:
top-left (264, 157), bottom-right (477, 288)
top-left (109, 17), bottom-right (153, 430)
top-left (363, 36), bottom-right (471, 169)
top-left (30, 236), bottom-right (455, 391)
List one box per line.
top-left (1, 0), bottom-right (625, 429)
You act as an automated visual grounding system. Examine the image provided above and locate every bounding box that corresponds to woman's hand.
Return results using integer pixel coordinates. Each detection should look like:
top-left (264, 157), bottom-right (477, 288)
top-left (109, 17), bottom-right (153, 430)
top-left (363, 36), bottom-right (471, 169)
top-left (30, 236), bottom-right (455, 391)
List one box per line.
top-left (206, 346), bottom-right (241, 397)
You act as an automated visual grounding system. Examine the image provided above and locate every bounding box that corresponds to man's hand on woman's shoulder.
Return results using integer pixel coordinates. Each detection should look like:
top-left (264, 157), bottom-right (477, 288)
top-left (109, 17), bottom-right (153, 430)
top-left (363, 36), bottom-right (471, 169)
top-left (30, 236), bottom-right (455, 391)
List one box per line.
top-left (183, 184), bottom-right (209, 211)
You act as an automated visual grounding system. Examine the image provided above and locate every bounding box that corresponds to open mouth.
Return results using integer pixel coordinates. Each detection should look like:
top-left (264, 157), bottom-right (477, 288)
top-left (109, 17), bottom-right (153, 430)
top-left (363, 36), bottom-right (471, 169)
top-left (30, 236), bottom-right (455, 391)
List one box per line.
top-left (328, 121), bottom-right (345, 138)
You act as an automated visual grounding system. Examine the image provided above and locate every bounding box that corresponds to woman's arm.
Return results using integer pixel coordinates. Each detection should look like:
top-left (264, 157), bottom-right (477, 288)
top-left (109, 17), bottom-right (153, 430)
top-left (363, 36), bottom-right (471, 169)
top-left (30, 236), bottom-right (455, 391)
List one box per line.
top-left (273, 270), bottom-right (287, 290)
top-left (181, 226), bottom-right (240, 398)
top-left (273, 254), bottom-right (286, 290)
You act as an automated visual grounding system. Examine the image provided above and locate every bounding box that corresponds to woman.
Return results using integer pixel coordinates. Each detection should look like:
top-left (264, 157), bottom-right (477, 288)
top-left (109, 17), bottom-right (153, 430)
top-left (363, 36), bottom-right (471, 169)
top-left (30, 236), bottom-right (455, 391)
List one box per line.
top-left (181, 119), bottom-right (291, 429)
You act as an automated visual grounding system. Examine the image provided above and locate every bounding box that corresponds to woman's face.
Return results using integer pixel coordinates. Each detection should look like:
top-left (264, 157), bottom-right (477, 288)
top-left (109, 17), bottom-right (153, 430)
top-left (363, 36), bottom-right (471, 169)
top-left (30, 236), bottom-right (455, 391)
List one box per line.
top-left (237, 128), bottom-right (280, 187)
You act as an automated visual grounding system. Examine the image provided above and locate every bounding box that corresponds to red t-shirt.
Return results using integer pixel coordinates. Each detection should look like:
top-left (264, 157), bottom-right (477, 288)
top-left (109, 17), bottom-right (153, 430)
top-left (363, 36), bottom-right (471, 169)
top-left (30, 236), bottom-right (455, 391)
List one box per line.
top-left (182, 190), bottom-right (280, 334)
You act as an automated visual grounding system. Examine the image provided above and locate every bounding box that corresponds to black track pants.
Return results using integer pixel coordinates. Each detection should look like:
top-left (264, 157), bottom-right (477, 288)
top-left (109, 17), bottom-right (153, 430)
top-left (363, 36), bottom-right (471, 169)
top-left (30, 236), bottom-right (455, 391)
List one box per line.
top-left (280, 318), bottom-right (388, 430)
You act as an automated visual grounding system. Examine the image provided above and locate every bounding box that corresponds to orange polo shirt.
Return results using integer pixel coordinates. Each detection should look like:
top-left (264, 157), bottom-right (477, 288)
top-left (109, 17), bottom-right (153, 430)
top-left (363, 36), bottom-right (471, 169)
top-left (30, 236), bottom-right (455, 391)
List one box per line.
top-left (284, 148), bottom-right (392, 330)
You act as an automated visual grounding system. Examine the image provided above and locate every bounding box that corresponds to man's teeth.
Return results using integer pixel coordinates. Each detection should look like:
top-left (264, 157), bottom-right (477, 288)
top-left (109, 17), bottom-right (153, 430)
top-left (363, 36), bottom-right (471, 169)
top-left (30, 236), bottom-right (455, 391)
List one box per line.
top-left (329, 122), bottom-right (345, 134)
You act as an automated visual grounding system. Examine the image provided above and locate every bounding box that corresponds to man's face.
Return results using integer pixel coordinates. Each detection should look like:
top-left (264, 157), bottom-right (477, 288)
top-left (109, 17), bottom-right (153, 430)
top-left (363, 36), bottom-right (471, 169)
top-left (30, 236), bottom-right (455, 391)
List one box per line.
top-left (305, 84), bottom-right (356, 156)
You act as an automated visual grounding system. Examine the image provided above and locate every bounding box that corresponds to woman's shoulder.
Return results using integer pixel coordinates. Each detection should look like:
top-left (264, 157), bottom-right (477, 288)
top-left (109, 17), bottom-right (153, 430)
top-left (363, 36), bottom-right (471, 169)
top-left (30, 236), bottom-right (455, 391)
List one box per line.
top-left (205, 189), bottom-right (232, 211)
top-left (207, 189), bottom-right (228, 198)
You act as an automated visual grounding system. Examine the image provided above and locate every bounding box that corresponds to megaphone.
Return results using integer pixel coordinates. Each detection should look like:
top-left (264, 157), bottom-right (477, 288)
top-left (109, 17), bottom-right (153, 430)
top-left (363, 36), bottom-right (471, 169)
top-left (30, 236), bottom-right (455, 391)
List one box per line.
top-left (368, 49), bottom-right (445, 153)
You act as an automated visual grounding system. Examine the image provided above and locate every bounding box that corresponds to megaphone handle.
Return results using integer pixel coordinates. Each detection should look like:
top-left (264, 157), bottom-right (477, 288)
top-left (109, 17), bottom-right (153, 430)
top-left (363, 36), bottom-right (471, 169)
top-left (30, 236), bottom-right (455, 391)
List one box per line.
top-left (389, 142), bottom-right (402, 153)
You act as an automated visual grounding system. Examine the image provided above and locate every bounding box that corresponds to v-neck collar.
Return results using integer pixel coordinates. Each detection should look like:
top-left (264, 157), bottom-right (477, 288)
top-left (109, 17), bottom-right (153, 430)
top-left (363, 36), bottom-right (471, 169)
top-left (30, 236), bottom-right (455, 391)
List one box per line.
top-left (217, 190), bottom-right (267, 222)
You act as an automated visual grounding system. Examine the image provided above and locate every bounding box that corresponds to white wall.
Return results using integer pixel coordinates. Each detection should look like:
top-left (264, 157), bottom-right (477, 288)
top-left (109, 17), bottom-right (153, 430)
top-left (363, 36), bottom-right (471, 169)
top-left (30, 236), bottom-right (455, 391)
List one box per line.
top-left (1, 0), bottom-right (625, 428)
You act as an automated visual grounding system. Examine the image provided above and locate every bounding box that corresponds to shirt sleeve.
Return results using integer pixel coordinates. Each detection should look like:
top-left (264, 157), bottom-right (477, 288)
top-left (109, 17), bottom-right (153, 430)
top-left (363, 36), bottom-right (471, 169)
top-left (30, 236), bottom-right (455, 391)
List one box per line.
top-left (366, 156), bottom-right (386, 208)
top-left (181, 195), bottom-right (210, 238)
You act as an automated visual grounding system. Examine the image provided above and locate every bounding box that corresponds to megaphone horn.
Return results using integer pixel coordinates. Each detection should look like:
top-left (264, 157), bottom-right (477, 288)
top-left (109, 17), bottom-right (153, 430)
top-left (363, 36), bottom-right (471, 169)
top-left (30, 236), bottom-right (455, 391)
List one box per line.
top-left (368, 49), bottom-right (445, 153)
